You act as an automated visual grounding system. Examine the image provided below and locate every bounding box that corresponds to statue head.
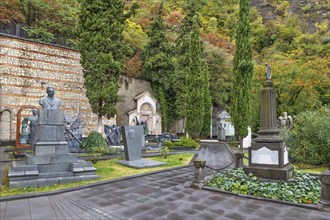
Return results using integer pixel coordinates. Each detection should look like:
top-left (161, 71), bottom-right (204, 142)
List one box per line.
top-left (46, 86), bottom-right (55, 98)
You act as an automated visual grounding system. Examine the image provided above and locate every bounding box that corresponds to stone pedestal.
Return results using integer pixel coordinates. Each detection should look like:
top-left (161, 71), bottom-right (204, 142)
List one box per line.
top-left (318, 171), bottom-right (330, 212)
top-left (9, 110), bottom-right (99, 188)
top-left (191, 159), bottom-right (206, 189)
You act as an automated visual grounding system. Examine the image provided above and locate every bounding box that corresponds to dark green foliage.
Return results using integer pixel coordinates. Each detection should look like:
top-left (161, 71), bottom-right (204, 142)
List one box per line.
top-left (82, 131), bottom-right (108, 153)
top-left (174, 1), bottom-right (199, 118)
top-left (163, 140), bottom-right (174, 150)
top-left (203, 42), bottom-right (233, 107)
top-left (174, 137), bottom-right (200, 149)
top-left (286, 107), bottom-right (330, 165)
top-left (201, 64), bottom-right (212, 138)
top-left (161, 146), bottom-right (169, 159)
top-left (186, 15), bottom-right (204, 138)
top-left (207, 168), bottom-right (321, 204)
top-left (141, 3), bottom-right (175, 131)
top-left (78, 0), bottom-right (127, 121)
top-left (230, 0), bottom-right (254, 139)
top-left (141, 3), bottom-right (175, 88)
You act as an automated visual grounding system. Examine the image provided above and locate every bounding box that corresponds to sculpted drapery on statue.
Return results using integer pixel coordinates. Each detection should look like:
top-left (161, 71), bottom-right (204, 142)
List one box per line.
top-left (39, 86), bottom-right (62, 109)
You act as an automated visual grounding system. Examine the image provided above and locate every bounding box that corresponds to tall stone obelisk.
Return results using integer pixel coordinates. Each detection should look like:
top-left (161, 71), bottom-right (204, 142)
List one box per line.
top-left (244, 65), bottom-right (293, 181)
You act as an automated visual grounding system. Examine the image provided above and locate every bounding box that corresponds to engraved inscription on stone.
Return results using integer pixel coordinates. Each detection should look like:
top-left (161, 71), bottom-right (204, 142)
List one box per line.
top-left (251, 147), bottom-right (279, 165)
top-left (128, 129), bottom-right (136, 140)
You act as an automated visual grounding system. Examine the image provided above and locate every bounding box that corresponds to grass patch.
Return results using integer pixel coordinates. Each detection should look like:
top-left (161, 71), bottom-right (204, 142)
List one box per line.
top-left (0, 153), bottom-right (194, 197)
top-left (293, 163), bottom-right (328, 174)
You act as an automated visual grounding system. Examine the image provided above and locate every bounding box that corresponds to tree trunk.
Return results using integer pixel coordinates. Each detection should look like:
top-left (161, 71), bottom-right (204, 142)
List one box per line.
top-left (239, 138), bottom-right (243, 153)
top-left (96, 116), bottom-right (103, 133)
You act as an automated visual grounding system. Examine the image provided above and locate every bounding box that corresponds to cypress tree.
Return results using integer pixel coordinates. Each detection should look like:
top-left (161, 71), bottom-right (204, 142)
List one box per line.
top-left (141, 3), bottom-right (174, 88)
top-left (141, 3), bottom-right (175, 131)
top-left (230, 0), bottom-right (254, 150)
top-left (78, 0), bottom-right (127, 132)
top-left (174, 0), bottom-right (199, 131)
top-left (186, 15), bottom-right (204, 138)
top-left (201, 63), bottom-right (212, 138)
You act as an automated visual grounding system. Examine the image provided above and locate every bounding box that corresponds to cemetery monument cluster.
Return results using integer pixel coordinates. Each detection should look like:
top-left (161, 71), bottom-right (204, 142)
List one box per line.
top-left (8, 87), bottom-right (99, 188)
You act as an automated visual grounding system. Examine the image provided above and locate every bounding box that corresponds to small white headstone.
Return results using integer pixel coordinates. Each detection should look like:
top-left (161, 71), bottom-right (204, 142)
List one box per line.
top-left (242, 127), bottom-right (252, 148)
top-left (284, 146), bottom-right (289, 165)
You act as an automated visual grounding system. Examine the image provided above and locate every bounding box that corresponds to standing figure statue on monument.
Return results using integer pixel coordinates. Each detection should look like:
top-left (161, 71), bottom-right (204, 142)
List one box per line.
top-left (26, 109), bottom-right (38, 147)
top-left (265, 64), bottom-right (272, 80)
top-left (39, 86), bottom-right (62, 109)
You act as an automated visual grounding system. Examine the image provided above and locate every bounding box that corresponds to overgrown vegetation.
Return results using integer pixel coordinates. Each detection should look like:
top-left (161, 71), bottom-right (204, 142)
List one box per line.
top-left (207, 168), bottom-right (321, 204)
top-left (285, 107), bottom-right (330, 165)
top-left (0, 153), bottom-right (194, 197)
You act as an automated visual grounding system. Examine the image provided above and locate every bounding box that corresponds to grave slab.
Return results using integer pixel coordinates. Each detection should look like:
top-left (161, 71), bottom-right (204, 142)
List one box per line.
top-left (118, 159), bottom-right (166, 168)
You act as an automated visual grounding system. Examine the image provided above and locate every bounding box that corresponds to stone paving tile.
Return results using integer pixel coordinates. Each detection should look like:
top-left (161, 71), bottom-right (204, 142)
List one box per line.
top-left (142, 207), bottom-right (170, 217)
top-left (224, 211), bottom-right (246, 220)
top-left (306, 210), bottom-right (330, 220)
top-left (29, 197), bottom-right (58, 220)
top-left (1, 199), bottom-right (31, 220)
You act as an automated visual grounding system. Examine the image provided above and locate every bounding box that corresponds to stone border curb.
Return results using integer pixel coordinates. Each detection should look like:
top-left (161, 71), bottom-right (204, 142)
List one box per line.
top-left (0, 164), bottom-right (192, 202)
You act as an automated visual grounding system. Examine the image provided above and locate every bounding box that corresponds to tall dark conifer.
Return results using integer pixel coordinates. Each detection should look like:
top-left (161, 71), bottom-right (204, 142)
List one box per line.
top-left (230, 0), bottom-right (254, 150)
top-left (141, 3), bottom-right (174, 88)
top-left (78, 0), bottom-right (127, 131)
top-left (174, 0), bottom-right (198, 119)
top-left (141, 3), bottom-right (175, 131)
top-left (201, 63), bottom-right (212, 138)
top-left (186, 15), bottom-right (204, 138)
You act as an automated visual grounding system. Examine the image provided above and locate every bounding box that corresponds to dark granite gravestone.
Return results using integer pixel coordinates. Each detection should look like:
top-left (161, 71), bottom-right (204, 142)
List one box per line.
top-left (118, 126), bottom-right (166, 168)
top-left (8, 87), bottom-right (99, 188)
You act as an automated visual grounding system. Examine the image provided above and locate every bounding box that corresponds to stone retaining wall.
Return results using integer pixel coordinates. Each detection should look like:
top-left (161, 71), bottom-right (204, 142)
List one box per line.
top-left (0, 34), bottom-right (115, 141)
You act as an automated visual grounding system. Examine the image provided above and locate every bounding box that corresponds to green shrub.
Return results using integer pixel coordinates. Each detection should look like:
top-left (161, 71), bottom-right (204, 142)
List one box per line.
top-left (161, 146), bottom-right (169, 159)
top-left (175, 137), bottom-right (199, 149)
top-left (82, 131), bottom-right (108, 154)
top-left (207, 168), bottom-right (321, 204)
top-left (163, 140), bottom-right (174, 150)
top-left (286, 107), bottom-right (330, 165)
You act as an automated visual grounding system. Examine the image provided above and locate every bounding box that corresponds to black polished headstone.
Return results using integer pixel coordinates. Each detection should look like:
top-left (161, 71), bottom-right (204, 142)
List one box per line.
top-left (118, 126), bottom-right (166, 168)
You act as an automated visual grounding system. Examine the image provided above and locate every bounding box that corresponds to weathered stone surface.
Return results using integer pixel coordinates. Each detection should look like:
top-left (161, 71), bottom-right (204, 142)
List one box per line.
top-left (34, 144), bottom-right (56, 156)
top-left (38, 178), bottom-right (59, 187)
top-left (9, 180), bottom-right (38, 189)
top-left (50, 155), bottom-right (77, 163)
top-left (38, 163), bottom-right (71, 173)
top-left (12, 160), bottom-right (38, 171)
top-left (38, 172), bottom-right (73, 178)
top-left (55, 144), bottom-right (69, 154)
top-left (26, 154), bottom-right (51, 165)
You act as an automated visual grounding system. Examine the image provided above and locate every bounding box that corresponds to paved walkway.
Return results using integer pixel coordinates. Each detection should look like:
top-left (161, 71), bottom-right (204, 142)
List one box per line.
top-left (1, 143), bottom-right (329, 219)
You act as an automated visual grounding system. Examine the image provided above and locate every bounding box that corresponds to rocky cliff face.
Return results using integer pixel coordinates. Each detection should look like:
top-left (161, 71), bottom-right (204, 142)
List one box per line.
top-left (251, 0), bottom-right (330, 32)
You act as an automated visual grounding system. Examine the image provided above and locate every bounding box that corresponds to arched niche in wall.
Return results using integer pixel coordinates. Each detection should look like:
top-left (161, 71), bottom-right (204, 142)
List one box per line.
top-left (0, 109), bottom-right (12, 142)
